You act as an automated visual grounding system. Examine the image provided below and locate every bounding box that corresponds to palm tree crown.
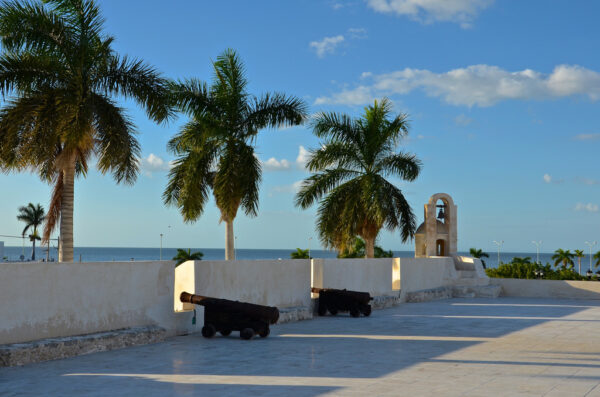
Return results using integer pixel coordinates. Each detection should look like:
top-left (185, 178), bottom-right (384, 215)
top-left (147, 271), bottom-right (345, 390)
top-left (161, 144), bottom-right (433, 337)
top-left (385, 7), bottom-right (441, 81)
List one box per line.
top-left (552, 249), bottom-right (575, 269)
top-left (469, 248), bottom-right (489, 268)
top-left (17, 203), bottom-right (45, 260)
top-left (290, 248), bottom-right (310, 259)
top-left (0, 0), bottom-right (171, 262)
top-left (163, 49), bottom-right (307, 260)
top-left (173, 248), bottom-right (204, 266)
top-left (295, 98), bottom-right (421, 258)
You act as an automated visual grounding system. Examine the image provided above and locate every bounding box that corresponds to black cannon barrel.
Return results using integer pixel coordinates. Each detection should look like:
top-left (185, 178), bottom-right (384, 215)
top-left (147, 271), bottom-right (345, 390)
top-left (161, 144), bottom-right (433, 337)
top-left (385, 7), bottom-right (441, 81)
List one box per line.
top-left (180, 292), bottom-right (279, 324)
top-left (311, 287), bottom-right (373, 304)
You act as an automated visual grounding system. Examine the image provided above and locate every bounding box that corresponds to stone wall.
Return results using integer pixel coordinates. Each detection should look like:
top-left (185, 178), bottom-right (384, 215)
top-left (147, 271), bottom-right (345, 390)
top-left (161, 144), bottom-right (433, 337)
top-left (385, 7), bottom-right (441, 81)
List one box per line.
top-left (491, 278), bottom-right (600, 299)
top-left (174, 259), bottom-right (312, 312)
top-left (311, 258), bottom-right (400, 297)
top-left (0, 261), bottom-right (199, 345)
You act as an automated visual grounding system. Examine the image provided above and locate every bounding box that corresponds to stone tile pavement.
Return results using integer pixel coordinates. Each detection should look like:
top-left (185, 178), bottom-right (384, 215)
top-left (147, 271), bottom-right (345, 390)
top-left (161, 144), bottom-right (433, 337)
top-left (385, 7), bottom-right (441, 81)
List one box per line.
top-left (1, 297), bottom-right (600, 396)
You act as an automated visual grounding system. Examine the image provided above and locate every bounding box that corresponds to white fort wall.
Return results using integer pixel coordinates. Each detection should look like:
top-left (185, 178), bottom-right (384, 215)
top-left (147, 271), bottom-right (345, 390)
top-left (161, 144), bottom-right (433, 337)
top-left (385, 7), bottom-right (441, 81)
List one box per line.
top-left (0, 256), bottom-right (505, 345)
top-left (0, 261), bottom-right (199, 345)
top-left (311, 258), bottom-right (400, 296)
top-left (174, 259), bottom-right (311, 312)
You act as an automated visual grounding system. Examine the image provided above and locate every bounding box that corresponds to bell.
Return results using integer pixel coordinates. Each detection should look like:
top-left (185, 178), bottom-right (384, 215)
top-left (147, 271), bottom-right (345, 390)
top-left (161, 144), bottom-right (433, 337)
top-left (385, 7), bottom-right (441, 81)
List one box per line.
top-left (437, 207), bottom-right (445, 219)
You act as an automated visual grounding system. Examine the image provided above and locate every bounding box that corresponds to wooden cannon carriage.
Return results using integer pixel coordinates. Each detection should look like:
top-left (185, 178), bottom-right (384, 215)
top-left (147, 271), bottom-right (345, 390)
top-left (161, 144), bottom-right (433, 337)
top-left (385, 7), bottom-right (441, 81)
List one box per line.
top-left (312, 287), bottom-right (373, 317)
top-left (180, 292), bottom-right (279, 340)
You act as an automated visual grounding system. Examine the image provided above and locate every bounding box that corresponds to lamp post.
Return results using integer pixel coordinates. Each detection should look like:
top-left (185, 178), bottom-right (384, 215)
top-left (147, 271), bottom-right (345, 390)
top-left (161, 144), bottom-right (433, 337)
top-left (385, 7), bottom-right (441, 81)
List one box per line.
top-left (531, 241), bottom-right (542, 264)
top-left (493, 240), bottom-right (504, 266)
top-left (159, 233), bottom-right (163, 261)
top-left (585, 241), bottom-right (597, 273)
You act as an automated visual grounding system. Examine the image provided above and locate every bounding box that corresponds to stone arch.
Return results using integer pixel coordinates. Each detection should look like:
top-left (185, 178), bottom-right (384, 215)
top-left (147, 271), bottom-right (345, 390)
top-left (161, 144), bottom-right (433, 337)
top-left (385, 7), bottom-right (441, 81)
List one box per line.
top-left (415, 193), bottom-right (458, 258)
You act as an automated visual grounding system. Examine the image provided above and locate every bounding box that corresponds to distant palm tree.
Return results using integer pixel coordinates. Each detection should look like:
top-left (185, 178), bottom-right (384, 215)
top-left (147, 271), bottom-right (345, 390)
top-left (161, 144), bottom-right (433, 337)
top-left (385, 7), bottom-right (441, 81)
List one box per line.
top-left (290, 248), bottom-right (310, 259)
top-left (17, 203), bottom-right (45, 260)
top-left (511, 256), bottom-right (532, 265)
top-left (552, 249), bottom-right (575, 269)
top-left (338, 237), bottom-right (393, 258)
top-left (469, 248), bottom-right (490, 269)
top-left (0, 0), bottom-right (171, 262)
top-left (173, 249), bottom-right (204, 266)
top-left (574, 249), bottom-right (585, 274)
top-left (295, 98), bottom-right (421, 258)
top-left (164, 49), bottom-right (307, 260)
top-left (594, 251), bottom-right (600, 270)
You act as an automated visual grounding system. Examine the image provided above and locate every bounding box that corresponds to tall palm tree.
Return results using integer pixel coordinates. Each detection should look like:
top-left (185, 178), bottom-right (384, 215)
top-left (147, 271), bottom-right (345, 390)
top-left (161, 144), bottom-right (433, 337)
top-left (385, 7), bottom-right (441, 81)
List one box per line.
top-left (295, 98), bottom-right (421, 258)
top-left (0, 0), bottom-right (171, 262)
top-left (469, 248), bottom-right (489, 269)
top-left (163, 49), bottom-right (307, 260)
top-left (574, 249), bottom-right (585, 274)
top-left (17, 203), bottom-right (45, 260)
top-left (173, 248), bottom-right (203, 266)
top-left (552, 249), bottom-right (575, 269)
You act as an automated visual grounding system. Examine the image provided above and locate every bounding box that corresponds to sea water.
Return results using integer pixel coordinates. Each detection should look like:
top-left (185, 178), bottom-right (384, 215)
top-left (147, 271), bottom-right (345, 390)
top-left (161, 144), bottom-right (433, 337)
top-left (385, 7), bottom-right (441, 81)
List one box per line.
top-left (2, 246), bottom-right (593, 271)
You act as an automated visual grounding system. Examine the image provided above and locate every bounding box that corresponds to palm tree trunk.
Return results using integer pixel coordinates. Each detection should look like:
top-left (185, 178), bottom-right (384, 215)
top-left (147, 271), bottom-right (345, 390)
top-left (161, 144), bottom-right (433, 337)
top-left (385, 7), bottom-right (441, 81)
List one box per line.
top-left (59, 163), bottom-right (75, 262)
top-left (225, 219), bottom-right (235, 260)
top-left (365, 237), bottom-right (375, 259)
top-left (31, 238), bottom-right (36, 261)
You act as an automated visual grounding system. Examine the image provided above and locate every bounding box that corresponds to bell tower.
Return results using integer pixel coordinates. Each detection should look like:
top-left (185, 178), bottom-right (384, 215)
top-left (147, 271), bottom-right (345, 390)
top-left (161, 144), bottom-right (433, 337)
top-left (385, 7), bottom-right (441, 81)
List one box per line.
top-left (414, 193), bottom-right (457, 258)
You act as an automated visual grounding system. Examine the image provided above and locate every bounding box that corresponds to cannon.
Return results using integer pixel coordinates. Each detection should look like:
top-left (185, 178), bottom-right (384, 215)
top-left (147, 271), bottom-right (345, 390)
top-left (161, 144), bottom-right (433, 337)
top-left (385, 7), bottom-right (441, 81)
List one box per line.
top-left (180, 292), bottom-right (279, 340)
top-left (312, 287), bottom-right (373, 317)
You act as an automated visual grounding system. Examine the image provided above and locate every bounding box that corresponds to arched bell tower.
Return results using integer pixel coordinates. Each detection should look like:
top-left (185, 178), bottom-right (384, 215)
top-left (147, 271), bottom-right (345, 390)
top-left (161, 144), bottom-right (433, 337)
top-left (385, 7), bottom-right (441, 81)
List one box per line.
top-left (414, 193), bottom-right (457, 258)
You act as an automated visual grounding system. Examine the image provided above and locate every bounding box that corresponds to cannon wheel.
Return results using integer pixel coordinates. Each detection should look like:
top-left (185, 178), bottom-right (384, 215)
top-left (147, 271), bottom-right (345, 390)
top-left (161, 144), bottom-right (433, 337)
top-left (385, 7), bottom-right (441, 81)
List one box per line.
top-left (202, 324), bottom-right (216, 338)
top-left (328, 307), bottom-right (338, 315)
top-left (350, 308), bottom-right (361, 318)
top-left (361, 305), bottom-right (372, 317)
top-left (219, 329), bottom-right (232, 336)
top-left (259, 326), bottom-right (270, 338)
top-left (318, 304), bottom-right (327, 316)
top-left (240, 328), bottom-right (255, 340)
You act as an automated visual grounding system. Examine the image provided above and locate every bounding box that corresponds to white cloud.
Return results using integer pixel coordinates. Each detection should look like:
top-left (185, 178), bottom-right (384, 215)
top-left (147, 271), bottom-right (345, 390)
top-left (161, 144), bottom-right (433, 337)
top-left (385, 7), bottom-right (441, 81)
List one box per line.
top-left (454, 114), bottom-right (473, 126)
top-left (366, 0), bottom-right (493, 28)
top-left (575, 203), bottom-right (599, 213)
top-left (543, 174), bottom-right (552, 184)
top-left (271, 180), bottom-right (304, 195)
top-left (139, 153), bottom-right (172, 177)
top-left (347, 27), bottom-right (368, 39)
top-left (262, 157), bottom-right (291, 171)
top-left (574, 133), bottom-right (600, 141)
top-left (316, 64), bottom-right (600, 107)
top-left (296, 146), bottom-right (311, 169)
top-left (310, 35), bottom-right (345, 58)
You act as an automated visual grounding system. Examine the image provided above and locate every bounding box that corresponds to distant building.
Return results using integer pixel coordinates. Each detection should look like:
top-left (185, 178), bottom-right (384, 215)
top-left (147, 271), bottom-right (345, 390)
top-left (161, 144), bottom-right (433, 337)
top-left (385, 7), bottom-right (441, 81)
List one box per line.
top-left (414, 193), bottom-right (457, 258)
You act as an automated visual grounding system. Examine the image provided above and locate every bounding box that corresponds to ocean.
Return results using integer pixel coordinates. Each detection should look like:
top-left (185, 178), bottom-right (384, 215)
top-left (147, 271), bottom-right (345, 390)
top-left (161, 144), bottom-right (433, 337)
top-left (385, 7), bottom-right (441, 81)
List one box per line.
top-left (1, 245), bottom-right (593, 271)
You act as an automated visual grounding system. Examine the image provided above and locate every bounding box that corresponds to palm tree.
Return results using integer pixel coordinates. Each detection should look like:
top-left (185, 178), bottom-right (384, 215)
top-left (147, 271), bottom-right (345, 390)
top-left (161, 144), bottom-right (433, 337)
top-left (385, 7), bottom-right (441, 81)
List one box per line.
top-left (338, 236), bottom-right (393, 258)
top-left (574, 249), bottom-right (585, 274)
top-left (290, 248), bottom-right (310, 259)
top-left (295, 98), bottom-right (421, 258)
top-left (16, 203), bottom-right (45, 260)
top-left (593, 251), bottom-right (600, 270)
top-left (469, 248), bottom-right (490, 269)
top-left (173, 248), bottom-right (204, 266)
top-left (511, 256), bottom-right (532, 265)
top-left (552, 249), bottom-right (575, 269)
top-left (163, 49), bottom-right (307, 260)
top-left (0, 0), bottom-right (171, 262)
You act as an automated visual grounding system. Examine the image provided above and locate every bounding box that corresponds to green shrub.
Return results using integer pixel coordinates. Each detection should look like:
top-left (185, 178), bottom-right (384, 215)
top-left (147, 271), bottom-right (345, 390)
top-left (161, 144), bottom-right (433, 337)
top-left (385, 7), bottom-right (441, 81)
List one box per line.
top-left (486, 259), bottom-right (589, 281)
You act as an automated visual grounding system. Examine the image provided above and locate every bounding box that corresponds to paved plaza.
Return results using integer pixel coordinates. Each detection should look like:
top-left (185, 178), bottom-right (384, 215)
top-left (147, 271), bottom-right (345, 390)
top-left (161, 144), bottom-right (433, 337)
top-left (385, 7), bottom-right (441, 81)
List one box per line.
top-left (2, 297), bottom-right (600, 396)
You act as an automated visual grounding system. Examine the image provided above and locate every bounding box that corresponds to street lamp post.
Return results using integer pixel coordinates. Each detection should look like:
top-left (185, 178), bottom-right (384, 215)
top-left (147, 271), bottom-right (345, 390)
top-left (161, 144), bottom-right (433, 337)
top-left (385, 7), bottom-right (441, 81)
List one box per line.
top-left (493, 240), bottom-right (504, 266)
top-left (585, 241), bottom-right (597, 273)
top-left (531, 241), bottom-right (542, 264)
top-left (160, 233), bottom-right (163, 261)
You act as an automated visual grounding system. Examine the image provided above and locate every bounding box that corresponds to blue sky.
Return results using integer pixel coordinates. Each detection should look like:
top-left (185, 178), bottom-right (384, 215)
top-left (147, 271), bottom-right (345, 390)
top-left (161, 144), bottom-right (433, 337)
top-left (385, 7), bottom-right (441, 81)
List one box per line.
top-left (1, 0), bottom-right (600, 253)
